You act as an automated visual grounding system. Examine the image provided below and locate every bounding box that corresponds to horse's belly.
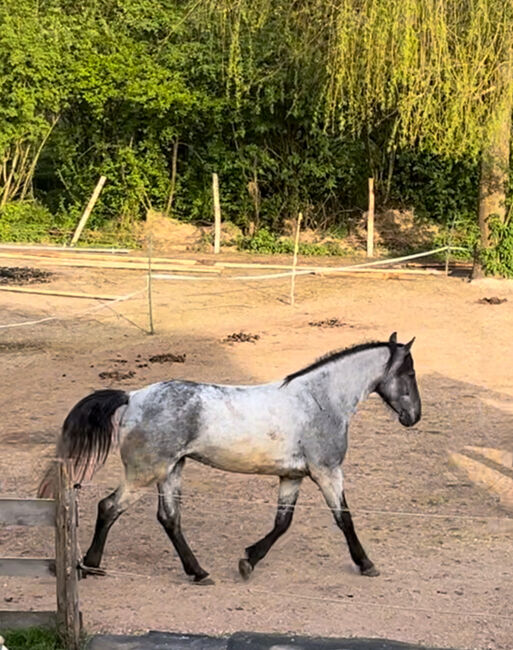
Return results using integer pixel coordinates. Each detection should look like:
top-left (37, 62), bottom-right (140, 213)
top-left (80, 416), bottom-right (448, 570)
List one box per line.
top-left (189, 435), bottom-right (305, 476)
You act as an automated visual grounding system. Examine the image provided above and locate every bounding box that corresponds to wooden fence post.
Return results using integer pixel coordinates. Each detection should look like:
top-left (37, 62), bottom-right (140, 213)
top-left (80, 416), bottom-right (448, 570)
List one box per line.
top-left (147, 235), bottom-right (155, 335)
top-left (367, 177), bottom-right (375, 258)
top-left (55, 460), bottom-right (81, 650)
top-left (290, 212), bottom-right (303, 307)
top-left (70, 175), bottom-right (106, 246)
top-left (164, 139), bottom-right (179, 217)
top-left (212, 173), bottom-right (221, 254)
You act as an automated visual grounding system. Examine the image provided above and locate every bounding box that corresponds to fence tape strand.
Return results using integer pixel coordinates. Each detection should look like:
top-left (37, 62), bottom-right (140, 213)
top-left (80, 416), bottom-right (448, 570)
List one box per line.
top-left (0, 288), bottom-right (147, 330)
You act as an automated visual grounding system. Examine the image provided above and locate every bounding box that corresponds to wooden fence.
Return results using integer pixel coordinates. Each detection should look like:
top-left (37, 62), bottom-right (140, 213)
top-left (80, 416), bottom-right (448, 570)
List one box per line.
top-left (0, 461), bottom-right (81, 649)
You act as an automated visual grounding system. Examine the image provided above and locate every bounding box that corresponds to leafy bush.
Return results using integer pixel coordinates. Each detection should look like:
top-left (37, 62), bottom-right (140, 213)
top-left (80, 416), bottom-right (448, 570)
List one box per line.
top-left (432, 215), bottom-right (479, 261)
top-left (237, 228), bottom-right (344, 256)
top-left (389, 151), bottom-right (479, 229)
top-left (481, 217), bottom-right (513, 277)
top-left (0, 202), bottom-right (66, 243)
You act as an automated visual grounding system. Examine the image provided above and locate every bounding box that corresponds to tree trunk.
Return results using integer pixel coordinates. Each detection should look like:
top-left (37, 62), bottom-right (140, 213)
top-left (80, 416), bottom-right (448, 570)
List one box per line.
top-left (473, 78), bottom-right (512, 279)
top-left (478, 100), bottom-right (512, 249)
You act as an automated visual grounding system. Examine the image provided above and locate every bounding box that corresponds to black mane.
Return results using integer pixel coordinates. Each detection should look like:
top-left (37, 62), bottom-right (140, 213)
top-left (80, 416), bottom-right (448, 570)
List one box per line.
top-left (282, 341), bottom-right (391, 386)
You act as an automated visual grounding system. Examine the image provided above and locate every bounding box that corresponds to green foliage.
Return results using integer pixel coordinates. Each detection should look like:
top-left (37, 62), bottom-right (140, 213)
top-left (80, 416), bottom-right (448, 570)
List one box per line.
top-left (237, 228), bottom-right (344, 256)
top-left (0, 202), bottom-right (64, 242)
top-left (390, 151), bottom-right (480, 228)
top-left (481, 217), bottom-right (513, 277)
top-left (172, 134), bottom-right (369, 230)
top-left (0, 0), bottom-right (511, 267)
top-left (205, 0), bottom-right (513, 159)
top-left (433, 223), bottom-right (479, 261)
top-left (238, 228), bottom-right (290, 254)
top-left (3, 627), bottom-right (65, 650)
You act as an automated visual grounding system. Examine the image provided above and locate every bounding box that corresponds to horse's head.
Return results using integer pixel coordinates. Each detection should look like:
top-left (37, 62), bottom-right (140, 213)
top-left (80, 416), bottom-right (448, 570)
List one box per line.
top-left (375, 332), bottom-right (421, 427)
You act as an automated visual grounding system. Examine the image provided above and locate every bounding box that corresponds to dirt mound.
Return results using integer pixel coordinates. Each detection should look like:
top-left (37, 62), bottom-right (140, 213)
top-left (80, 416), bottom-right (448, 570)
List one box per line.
top-left (142, 211), bottom-right (242, 253)
top-left (350, 209), bottom-right (439, 254)
top-left (143, 210), bottom-right (206, 253)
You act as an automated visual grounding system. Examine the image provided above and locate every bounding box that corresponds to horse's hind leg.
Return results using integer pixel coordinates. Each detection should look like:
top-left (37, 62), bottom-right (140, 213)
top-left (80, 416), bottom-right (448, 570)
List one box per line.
top-left (310, 466), bottom-right (379, 577)
top-left (239, 477), bottom-right (302, 580)
top-left (157, 459), bottom-right (210, 583)
top-left (83, 482), bottom-right (134, 569)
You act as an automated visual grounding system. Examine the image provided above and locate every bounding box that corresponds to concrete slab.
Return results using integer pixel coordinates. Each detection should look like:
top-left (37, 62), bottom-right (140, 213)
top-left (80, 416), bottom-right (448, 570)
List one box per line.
top-left (88, 631), bottom-right (227, 649)
top-left (87, 631), bottom-right (451, 650)
top-left (227, 633), bottom-right (448, 650)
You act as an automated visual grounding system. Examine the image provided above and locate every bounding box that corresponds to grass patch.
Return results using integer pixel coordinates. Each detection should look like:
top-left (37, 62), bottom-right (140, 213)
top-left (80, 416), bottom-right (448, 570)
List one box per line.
top-left (237, 228), bottom-right (345, 256)
top-left (0, 201), bottom-right (140, 249)
top-left (3, 627), bottom-right (66, 650)
top-left (0, 202), bottom-right (64, 244)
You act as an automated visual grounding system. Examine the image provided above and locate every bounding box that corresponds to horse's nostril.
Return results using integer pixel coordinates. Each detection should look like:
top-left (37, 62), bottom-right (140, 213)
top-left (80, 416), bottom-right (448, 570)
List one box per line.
top-left (399, 411), bottom-right (415, 427)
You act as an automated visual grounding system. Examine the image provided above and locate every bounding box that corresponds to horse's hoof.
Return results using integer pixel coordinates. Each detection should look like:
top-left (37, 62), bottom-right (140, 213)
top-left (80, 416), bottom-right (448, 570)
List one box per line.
top-left (361, 564), bottom-right (380, 577)
top-left (78, 562), bottom-right (106, 579)
top-left (193, 571), bottom-right (215, 587)
top-left (238, 558), bottom-right (253, 580)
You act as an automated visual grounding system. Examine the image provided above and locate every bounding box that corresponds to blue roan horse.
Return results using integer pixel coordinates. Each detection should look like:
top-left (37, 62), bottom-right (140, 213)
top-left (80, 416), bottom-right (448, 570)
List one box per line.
top-left (39, 333), bottom-right (421, 583)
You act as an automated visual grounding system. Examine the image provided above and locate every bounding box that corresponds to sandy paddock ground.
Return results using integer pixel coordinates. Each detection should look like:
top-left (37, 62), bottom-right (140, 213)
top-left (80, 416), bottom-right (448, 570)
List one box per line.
top-left (0, 253), bottom-right (512, 649)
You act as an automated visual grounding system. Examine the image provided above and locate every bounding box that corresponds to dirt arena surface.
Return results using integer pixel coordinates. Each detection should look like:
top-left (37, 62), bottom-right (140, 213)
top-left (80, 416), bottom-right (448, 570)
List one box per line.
top-left (1, 252), bottom-right (512, 649)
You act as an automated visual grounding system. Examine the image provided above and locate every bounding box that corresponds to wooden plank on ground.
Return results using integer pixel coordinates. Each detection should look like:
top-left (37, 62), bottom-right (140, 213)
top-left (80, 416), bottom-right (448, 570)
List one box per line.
top-left (153, 269), bottom-right (434, 282)
top-left (215, 261), bottom-right (309, 270)
top-left (0, 243), bottom-right (130, 253)
top-left (214, 261), bottom-right (442, 274)
top-left (0, 252), bottom-right (219, 273)
top-left (0, 248), bottom-right (198, 265)
top-left (0, 286), bottom-right (123, 300)
top-left (0, 498), bottom-right (55, 526)
top-left (0, 610), bottom-right (56, 630)
top-left (311, 268), bottom-right (442, 276)
top-left (0, 558), bottom-right (55, 577)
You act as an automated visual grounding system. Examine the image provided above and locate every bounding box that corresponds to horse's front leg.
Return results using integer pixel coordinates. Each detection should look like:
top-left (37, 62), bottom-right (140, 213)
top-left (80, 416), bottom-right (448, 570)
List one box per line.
top-left (310, 466), bottom-right (379, 577)
top-left (157, 458), bottom-right (211, 584)
top-left (239, 477), bottom-right (302, 580)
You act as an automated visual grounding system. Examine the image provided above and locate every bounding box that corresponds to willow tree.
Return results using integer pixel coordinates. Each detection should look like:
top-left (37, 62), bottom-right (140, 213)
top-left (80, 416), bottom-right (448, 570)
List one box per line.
top-left (198, 0), bottom-right (513, 261)
top-left (324, 0), bottom-right (513, 265)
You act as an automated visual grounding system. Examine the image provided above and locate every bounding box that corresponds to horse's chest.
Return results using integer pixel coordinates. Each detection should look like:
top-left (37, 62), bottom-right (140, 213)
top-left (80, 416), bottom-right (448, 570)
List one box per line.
top-left (303, 424), bottom-right (348, 466)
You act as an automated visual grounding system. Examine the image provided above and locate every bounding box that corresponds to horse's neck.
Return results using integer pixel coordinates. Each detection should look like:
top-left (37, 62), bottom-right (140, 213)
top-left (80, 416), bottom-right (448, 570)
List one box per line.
top-left (305, 347), bottom-right (390, 413)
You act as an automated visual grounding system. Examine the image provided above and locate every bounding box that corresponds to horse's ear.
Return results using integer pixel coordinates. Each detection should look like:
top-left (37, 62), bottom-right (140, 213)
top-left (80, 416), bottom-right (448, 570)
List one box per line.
top-left (389, 332), bottom-right (398, 346)
top-left (404, 336), bottom-right (416, 352)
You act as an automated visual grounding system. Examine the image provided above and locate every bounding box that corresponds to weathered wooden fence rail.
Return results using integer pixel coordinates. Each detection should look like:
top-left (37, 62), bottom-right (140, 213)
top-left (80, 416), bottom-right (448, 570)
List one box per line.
top-left (0, 461), bottom-right (81, 650)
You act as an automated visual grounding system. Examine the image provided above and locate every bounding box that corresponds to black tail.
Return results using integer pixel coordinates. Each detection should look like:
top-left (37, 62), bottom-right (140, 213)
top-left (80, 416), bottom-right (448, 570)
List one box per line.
top-left (38, 389), bottom-right (129, 497)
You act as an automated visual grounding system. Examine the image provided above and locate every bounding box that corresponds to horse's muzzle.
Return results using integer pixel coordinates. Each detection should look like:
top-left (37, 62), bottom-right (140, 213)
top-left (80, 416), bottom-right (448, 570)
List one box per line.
top-left (399, 410), bottom-right (420, 427)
